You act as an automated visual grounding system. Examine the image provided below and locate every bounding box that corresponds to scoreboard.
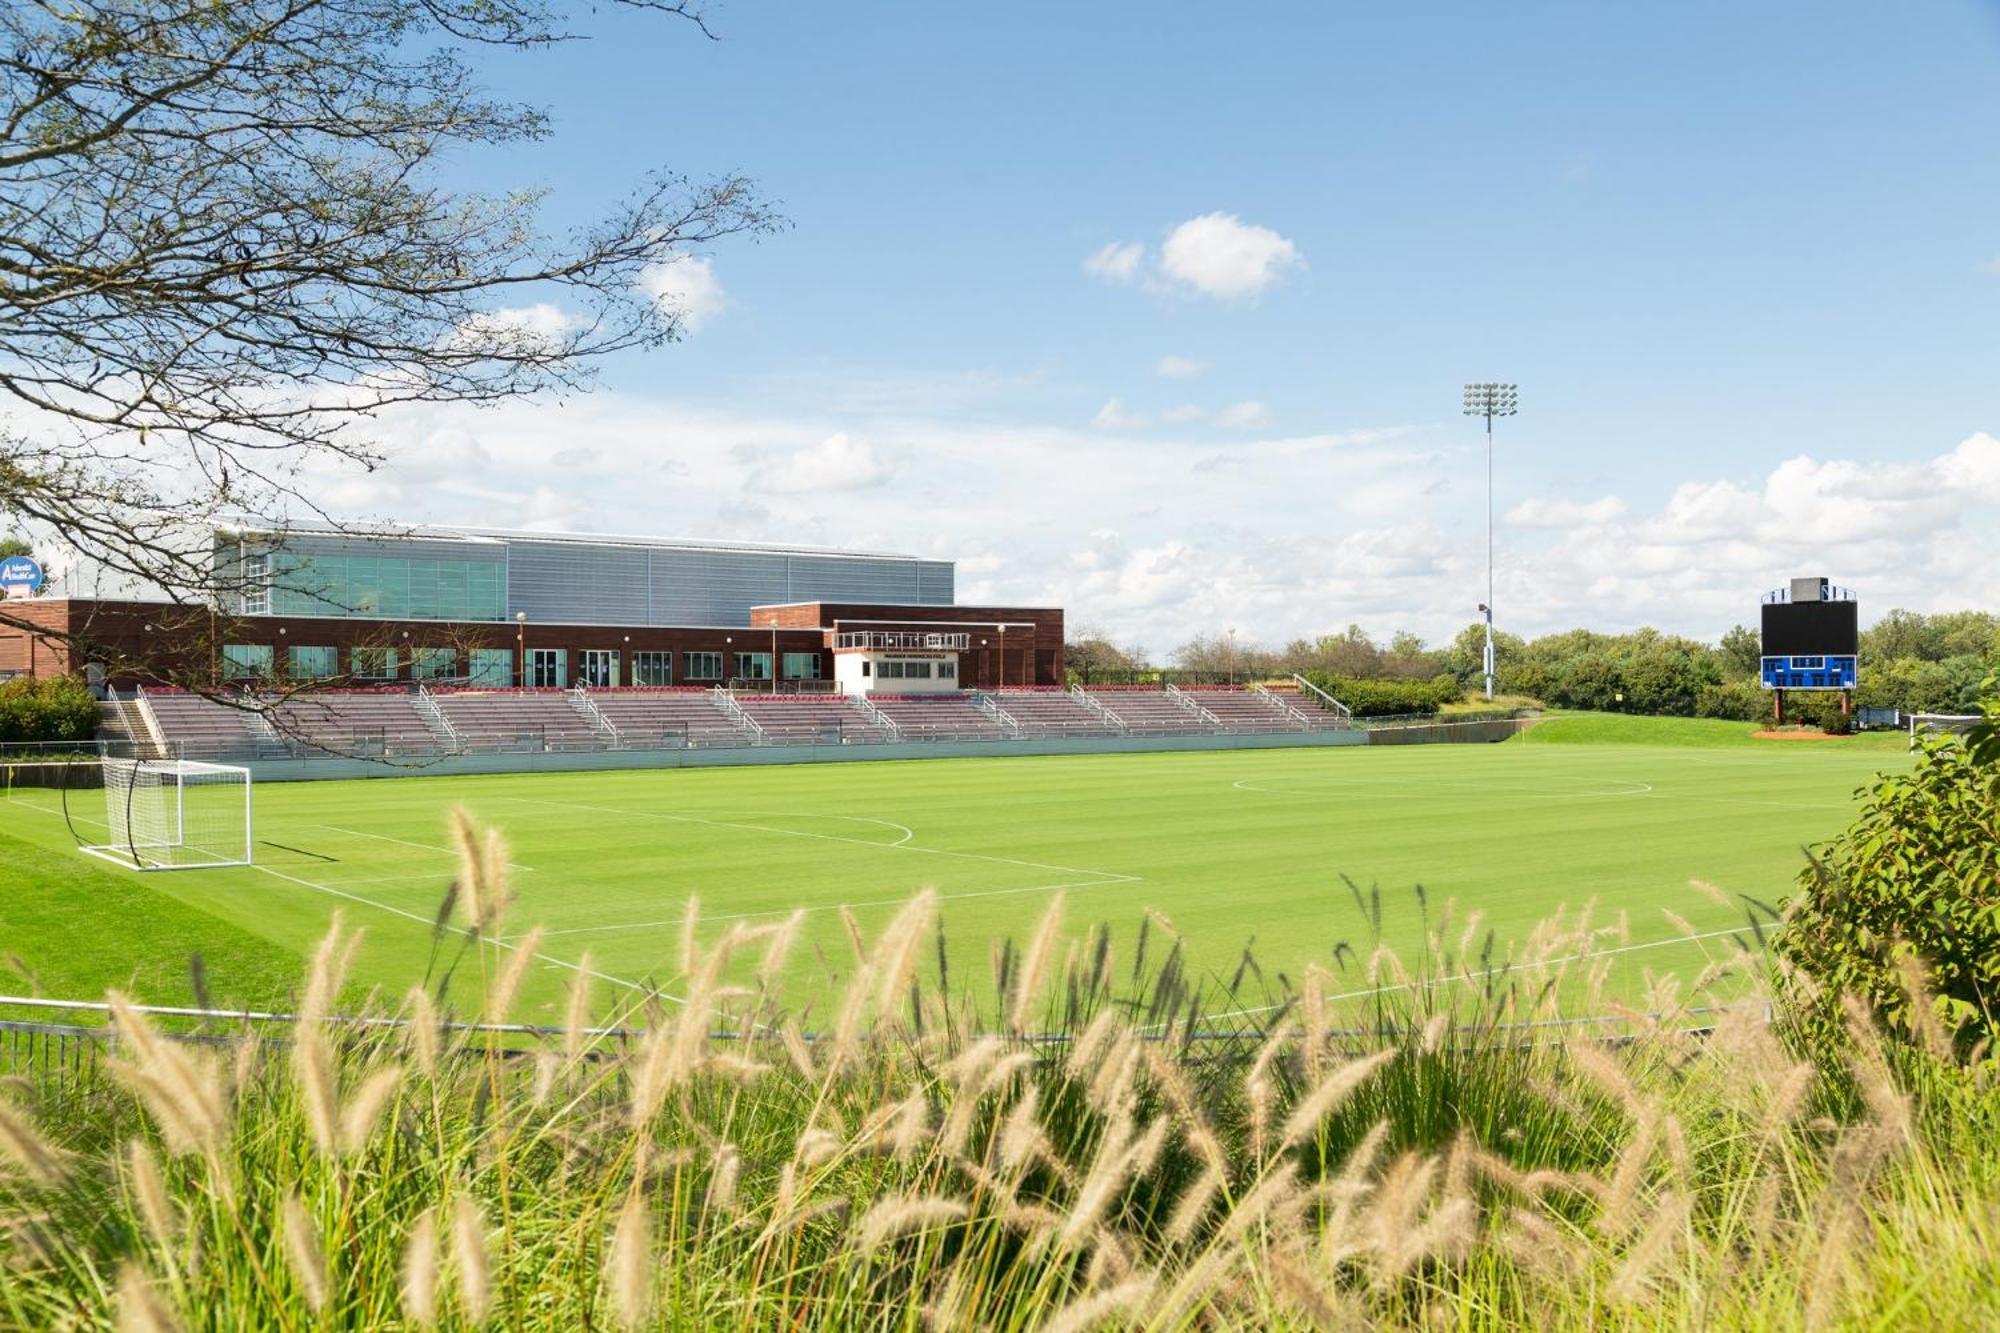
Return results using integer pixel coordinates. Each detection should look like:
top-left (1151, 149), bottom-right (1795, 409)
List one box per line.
top-left (1759, 579), bottom-right (1857, 691)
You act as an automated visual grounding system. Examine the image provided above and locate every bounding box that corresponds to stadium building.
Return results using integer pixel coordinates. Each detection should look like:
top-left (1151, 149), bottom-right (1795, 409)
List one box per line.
top-left (1, 521), bottom-right (1066, 692)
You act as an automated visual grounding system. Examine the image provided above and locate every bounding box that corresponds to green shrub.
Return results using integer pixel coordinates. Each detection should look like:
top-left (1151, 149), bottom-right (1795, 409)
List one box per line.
top-left (1779, 685), bottom-right (2000, 1052)
top-left (1301, 671), bottom-right (1460, 716)
top-left (1694, 678), bottom-right (1764, 721)
top-left (0, 675), bottom-right (99, 744)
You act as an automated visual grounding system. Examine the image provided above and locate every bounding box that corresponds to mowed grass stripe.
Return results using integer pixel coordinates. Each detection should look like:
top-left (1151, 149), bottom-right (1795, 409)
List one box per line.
top-left (0, 725), bottom-right (1904, 1021)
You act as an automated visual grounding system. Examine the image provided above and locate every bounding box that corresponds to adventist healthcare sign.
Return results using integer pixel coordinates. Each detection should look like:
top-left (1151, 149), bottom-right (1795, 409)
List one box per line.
top-left (0, 555), bottom-right (44, 598)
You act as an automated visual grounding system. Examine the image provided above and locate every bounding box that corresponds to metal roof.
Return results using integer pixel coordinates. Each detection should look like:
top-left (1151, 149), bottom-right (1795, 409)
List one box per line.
top-left (211, 518), bottom-right (933, 564)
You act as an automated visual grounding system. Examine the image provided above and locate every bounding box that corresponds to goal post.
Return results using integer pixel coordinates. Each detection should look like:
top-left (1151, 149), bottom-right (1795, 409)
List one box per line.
top-left (1908, 713), bottom-right (1982, 747)
top-left (82, 757), bottom-right (253, 871)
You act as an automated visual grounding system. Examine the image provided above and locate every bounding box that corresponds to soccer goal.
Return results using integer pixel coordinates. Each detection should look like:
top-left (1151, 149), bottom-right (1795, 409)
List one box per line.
top-left (1908, 713), bottom-right (1982, 746)
top-left (81, 757), bottom-right (253, 871)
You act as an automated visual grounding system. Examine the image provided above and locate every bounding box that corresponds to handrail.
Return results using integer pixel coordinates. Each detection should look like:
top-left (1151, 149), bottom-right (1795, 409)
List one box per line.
top-left (1250, 682), bottom-right (1314, 731)
top-left (855, 693), bottom-right (902, 741)
top-left (711, 686), bottom-right (766, 742)
top-left (1068, 685), bottom-right (1129, 734)
top-left (414, 683), bottom-right (462, 752)
top-left (127, 685), bottom-right (172, 758)
top-left (972, 692), bottom-right (1024, 737)
top-left (1164, 683), bottom-right (1225, 730)
top-left (1291, 673), bottom-right (1354, 722)
top-left (567, 686), bottom-right (621, 748)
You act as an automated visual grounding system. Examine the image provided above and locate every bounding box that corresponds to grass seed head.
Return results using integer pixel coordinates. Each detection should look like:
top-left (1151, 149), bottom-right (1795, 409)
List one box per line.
top-left (452, 1195), bottom-right (492, 1322)
top-left (607, 1191), bottom-right (652, 1328)
top-left (126, 1141), bottom-right (174, 1254)
top-left (1282, 1049), bottom-right (1398, 1149)
top-left (337, 1065), bottom-right (403, 1158)
top-left (0, 1095), bottom-right (62, 1187)
top-left (486, 926), bottom-right (544, 1026)
top-left (116, 1260), bottom-right (179, 1333)
top-left (281, 1194), bottom-right (327, 1313)
top-left (400, 1208), bottom-right (439, 1326)
top-left (853, 1195), bottom-right (968, 1252)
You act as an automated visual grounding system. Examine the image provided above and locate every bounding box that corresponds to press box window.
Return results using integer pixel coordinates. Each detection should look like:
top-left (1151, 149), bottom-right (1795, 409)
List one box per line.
top-left (781, 652), bottom-right (820, 679)
top-left (735, 652), bottom-right (772, 681)
top-left (684, 652), bottom-right (722, 681)
top-left (288, 645), bottom-right (338, 679)
top-left (221, 643), bottom-right (273, 679)
top-left (632, 652), bottom-right (673, 686)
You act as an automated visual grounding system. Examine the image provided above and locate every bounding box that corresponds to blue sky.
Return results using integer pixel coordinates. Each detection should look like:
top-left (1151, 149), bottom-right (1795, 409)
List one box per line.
top-left (329, 1), bottom-right (2000, 651)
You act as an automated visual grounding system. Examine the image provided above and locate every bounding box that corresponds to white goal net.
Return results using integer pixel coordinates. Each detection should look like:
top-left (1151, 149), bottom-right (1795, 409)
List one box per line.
top-left (1908, 713), bottom-right (1981, 745)
top-left (82, 757), bottom-right (253, 870)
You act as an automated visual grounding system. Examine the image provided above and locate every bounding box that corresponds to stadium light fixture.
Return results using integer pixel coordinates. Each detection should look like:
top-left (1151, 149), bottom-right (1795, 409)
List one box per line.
top-left (1462, 383), bottom-right (1518, 701)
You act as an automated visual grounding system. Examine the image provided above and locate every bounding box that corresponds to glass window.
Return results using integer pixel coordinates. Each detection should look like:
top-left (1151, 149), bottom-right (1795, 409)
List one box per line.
top-left (288, 645), bottom-right (338, 679)
top-left (414, 648), bottom-right (460, 679)
top-left (468, 649), bottom-right (514, 686)
top-left (578, 649), bottom-right (619, 688)
top-left (268, 553), bottom-right (504, 621)
top-left (240, 553), bottom-right (270, 615)
top-left (352, 647), bottom-right (399, 680)
top-left (222, 643), bottom-right (273, 679)
top-left (937, 658), bottom-right (957, 680)
top-left (782, 652), bottom-right (820, 680)
top-left (632, 651), bottom-right (673, 686)
top-left (684, 651), bottom-right (722, 681)
top-left (735, 652), bottom-right (771, 681)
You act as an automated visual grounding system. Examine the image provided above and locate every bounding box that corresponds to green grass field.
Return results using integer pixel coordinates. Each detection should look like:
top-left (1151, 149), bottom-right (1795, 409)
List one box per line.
top-left (0, 715), bottom-right (1910, 1023)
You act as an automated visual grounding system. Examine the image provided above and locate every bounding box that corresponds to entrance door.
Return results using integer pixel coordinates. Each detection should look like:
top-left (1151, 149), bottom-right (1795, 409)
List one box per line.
top-left (530, 648), bottom-right (566, 688)
top-left (578, 649), bottom-right (619, 688)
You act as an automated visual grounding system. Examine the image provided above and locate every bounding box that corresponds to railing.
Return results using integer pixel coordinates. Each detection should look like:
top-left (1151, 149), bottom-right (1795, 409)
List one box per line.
top-left (1068, 685), bottom-right (1129, 734)
top-left (414, 683), bottom-right (462, 752)
top-left (972, 692), bottom-right (1024, 737)
top-left (567, 686), bottom-right (621, 748)
top-left (856, 694), bottom-right (902, 741)
top-left (1165, 683), bottom-right (1225, 729)
top-left (832, 631), bottom-right (971, 651)
top-left (711, 686), bottom-right (765, 742)
top-left (126, 686), bottom-right (171, 757)
top-left (1291, 674), bottom-right (1354, 723)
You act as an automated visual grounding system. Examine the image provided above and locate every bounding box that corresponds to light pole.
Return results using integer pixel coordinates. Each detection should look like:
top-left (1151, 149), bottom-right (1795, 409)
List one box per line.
top-left (1462, 383), bottom-right (1517, 701)
top-left (514, 610), bottom-right (528, 688)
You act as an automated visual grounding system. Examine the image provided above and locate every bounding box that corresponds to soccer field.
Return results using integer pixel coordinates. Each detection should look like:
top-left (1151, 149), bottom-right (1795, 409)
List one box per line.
top-left (0, 724), bottom-right (1908, 1022)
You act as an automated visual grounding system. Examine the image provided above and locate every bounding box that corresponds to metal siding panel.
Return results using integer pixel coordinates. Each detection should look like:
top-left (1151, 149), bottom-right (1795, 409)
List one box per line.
top-left (508, 542), bottom-right (650, 623)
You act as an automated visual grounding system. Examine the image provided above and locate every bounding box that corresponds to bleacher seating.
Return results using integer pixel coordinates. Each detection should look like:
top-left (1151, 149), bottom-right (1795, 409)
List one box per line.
top-left (735, 694), bottom-right (892, 744)
top-left (1178, 687), bottom-right (1311, 734)
top-left (1084, 687), bottom-right (1206, 735)
top-left (1255, 687), bottom-right (1351, 730)
top-left (266, 691), bottom-right (444, 756)
top-left (987, 689), bottom-right (1117, 737)
top-left (869, 694), bottom-right (1010, 741)
top-left (434, 691), bottom-right (602, 752)
top-left (142, 690), bottom-right (286, 758)
top-left (588, 688), bottom-right (756, 748)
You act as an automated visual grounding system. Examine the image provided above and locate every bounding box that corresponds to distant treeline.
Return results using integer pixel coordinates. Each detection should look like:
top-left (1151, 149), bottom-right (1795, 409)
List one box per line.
top-left (1064, 610), bottom-right (2000, 722)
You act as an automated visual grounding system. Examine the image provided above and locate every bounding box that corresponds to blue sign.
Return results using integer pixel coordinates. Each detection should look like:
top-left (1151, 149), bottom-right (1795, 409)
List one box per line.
top-left (1760, 654), bottom-right (1857, 691)
top-left (0, 555), bottom-right (42, 596)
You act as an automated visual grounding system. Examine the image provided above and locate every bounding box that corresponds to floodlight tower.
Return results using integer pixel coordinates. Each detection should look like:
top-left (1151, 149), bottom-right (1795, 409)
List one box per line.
top-left (1462, 383), bottom-right (1517, 701)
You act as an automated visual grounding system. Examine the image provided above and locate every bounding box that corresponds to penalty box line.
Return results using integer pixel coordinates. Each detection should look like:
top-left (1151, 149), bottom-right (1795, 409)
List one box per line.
top-left (250, 863), bottom-right (670, 1005)
top-left (486, 794), bottom-right (1144, 941)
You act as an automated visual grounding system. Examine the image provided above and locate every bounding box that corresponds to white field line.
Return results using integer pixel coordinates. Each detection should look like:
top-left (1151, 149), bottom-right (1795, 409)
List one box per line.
top-left (490, 795), bottom-right (1143, 885)
top-left (531, 876), bottom-right (1131, 940)
top-left (1164, 924), bottom-right (1757, 1031)
top-left (251, 863), bottom-right (664, 1002)
top-left (1231, 776), bottom-right (1655, 799)
top-left (318, 823), bottom-right (537, 871)
top-left (487, 794), bottom-right (1141, 943)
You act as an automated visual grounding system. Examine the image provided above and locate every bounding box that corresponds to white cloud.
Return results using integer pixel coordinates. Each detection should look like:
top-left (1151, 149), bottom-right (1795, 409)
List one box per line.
top-left (1505, 495), bottom-right (1627, 528)
top-left (1162, 403), bottom-right (1205, 424)
top-left (746, 432), bottom-right (891, 494)
top-left (640, 254), bottom-right (727, 333)
top-left (292, 384), bottom-right (2000, 651)
top-left (1213, 400), bottom-right (1271, 430)
top-left (1090, 397), bottom-right (1147, 430)
top-left (1083, 241), bottom-right (1145, 284)
top-left (1155, 354), bottom-right (1204, 378)
top-left (1159, 213), bottom-right (1302, 299)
